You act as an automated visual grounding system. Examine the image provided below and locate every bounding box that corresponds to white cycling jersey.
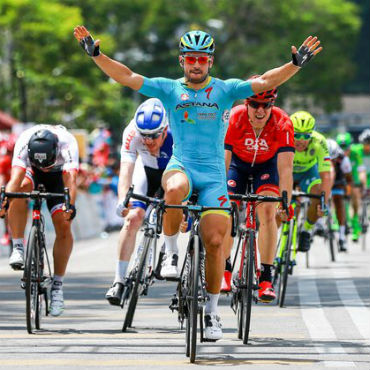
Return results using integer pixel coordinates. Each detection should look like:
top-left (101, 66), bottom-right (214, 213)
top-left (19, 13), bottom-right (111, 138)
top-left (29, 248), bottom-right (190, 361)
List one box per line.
top-left (12, 124), bottom-right (79, 172)
top-left (120, 120), bottom-right (172, 169)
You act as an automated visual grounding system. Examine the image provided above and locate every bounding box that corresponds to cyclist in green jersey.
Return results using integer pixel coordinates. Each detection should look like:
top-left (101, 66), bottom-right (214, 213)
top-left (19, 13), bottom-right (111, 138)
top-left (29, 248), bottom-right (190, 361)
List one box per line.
top-left (358, 129), bottom-right (370, 187)
top-left (336, 132), bottom-right (366, 241)
top-left (291, 111), bottom-right (331, 251)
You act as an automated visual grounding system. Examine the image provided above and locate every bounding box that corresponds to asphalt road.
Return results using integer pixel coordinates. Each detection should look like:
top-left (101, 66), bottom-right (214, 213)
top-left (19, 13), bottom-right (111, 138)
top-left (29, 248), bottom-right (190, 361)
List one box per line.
top-left (0, 230), bottom-right (369, 370)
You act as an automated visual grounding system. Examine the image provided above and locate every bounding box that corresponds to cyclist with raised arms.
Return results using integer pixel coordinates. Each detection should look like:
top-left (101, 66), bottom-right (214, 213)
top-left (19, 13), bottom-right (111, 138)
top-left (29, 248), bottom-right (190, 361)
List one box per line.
top-left (223, 80), bottom-right (295, 301)
top-left (336, 132), bottom-right (365, 241)
top-left (1, 125), bottom-right (78, 316)
top-left (291, 111), bottom-right (331, 252)
top-left (74, 25), bottom-right (322, 340)
top-left (105, 98), bottom-right (174, 305)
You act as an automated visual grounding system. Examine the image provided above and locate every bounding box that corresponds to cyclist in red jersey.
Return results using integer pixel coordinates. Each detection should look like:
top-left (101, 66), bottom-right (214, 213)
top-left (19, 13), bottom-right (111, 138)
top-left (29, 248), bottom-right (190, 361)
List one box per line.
top-left (223, 79), bottom-right (294, 301)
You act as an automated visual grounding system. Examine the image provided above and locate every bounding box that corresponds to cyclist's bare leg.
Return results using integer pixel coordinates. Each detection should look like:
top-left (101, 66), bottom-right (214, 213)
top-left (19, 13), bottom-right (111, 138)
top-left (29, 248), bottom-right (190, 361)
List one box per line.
top-left (256, 192), bottom-right (278, 265)
top-left (162, 170), bottom-right (189, 235)
top-left (307, 183), bottom-right (321, 223)
top-left (201, 213), bottom-right (229, 294)
top-left (351, 186), bottom-right (361, 217)
top-left (118, 207), bottom-right (145, 261)
top-left (333, 194), bottom-right (346, 226)
top-left (51, 211), bottom-right (73, 276)
top-left (7, 178), bottom-right (32, 239)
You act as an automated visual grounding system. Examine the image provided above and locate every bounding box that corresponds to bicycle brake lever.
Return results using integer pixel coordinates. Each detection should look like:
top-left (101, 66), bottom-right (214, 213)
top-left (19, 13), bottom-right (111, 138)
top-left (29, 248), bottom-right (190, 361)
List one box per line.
top-left (124, 186), bottom-right (134, 208)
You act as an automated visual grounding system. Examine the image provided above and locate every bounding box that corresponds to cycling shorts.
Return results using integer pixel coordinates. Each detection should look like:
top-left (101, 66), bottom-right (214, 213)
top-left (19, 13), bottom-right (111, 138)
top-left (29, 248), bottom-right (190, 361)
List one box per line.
top-left (163, 156), bottom-right (230, 217)
top-left (227, 153), bottom-right (279, 196)
top-left (293, 164), bottom-right (321, 193)
top-left (25, 167), bottom-right (65, 216)
top-left (131, 158), bottom-right (164, 210)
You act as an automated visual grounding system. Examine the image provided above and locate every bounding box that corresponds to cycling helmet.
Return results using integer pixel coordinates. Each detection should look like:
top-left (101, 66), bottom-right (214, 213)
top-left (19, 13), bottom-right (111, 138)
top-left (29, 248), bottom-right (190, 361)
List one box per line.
top-left (246, 75), bottom-right (278, 101)
top-left (336, 132), bottom-right (353, 149)
top-left (359, 129), bottom-right (370, 144)
top-left (28, 129), bottom-right (59, 169)
top-left (326, 138), bottom-right (343, 160)
top-left (134, 98), bottom-right (168, 135)
top-left (179, 30), bottom-right (215, 55)
top-left (290, 111), bottom-right (316, 134)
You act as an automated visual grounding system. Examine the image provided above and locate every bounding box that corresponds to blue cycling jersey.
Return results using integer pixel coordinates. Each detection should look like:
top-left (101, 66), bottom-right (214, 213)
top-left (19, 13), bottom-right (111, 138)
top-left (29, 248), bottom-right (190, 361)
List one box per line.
top-left (139, 76), bottom-right (253, 165)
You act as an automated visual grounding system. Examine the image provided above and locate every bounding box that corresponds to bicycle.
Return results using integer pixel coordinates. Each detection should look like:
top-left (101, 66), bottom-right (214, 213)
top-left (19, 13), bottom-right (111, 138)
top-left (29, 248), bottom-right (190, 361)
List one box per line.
top-left (229, 182), bottom-right (288, 345)
top-left (273, 191), bottom-right (325, 307)
top-left (0, 185), bottom-right (71, 334)
top-left (120, 199), bottom-right (166, 332)
top-left (124, 186), bottom-right (237, 363)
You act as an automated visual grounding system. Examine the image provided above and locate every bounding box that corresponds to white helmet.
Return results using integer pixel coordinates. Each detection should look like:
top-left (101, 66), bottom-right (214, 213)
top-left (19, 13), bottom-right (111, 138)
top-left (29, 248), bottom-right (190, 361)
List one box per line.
top-left (327, 138), bottom-right (343, 160)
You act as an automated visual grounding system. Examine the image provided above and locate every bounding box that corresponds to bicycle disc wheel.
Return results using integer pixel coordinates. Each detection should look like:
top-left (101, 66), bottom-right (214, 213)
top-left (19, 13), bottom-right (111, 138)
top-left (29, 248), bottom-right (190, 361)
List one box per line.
top-left (186, 235), bottom-right (199, 363)
top-left (279, 219), bottom-right (294, 307)
top-left (122, 237), bottom-right (150, 332)
top-left (242, 231), bottom-right (255, 345)
top-left (25, 226), bottom-right (39, 334)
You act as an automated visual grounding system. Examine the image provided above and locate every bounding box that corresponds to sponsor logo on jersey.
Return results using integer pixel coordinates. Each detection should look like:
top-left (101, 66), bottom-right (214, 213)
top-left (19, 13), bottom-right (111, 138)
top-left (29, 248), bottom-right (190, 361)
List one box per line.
top-left (261, 173), bottom-right (270, 180)
top-left (218, 195), bottom-right (228, 207)
top-left (181, 93), bottom-right (189, 101)
top-left (197, 112), bottom-right (217, 120)
top-left (125, 130), bottom-right (136, 150)
top-left (244, 138), bottom-right (269, 151)
top-left (160, 151), bottom-right (169, 159)
top-left (175, 102), bottom-right (219, 110)
top-left (227, 180), bottom-right (236, 187)
top-left (205, 87), bottom-right (213, 100)
top-left (182, 111), bottom-right (195, 124)
top-left (34, 153), bottom-right (47, 162)
top-left (222, 110), bottom-right (230, 123)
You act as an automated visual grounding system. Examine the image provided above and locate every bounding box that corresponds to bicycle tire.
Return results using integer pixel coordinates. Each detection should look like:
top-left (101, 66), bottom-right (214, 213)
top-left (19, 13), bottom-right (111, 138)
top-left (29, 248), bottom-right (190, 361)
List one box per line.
top-left (279, 219), bottom-right (294, 307)
top-left (25, 226), bottom-right (39, 334)
top-left (327, 212), bottom-right (336, 262)
top-left (35, 235), bottom-right (47, 329)
top-left (242, 231), bottom-right (255, 345)
top-left (235, 232), bottom-right (245, 339)
top-left (122, 236), bottom-right (151, 332)
top-left (187, 235), bottom-right (199, 363)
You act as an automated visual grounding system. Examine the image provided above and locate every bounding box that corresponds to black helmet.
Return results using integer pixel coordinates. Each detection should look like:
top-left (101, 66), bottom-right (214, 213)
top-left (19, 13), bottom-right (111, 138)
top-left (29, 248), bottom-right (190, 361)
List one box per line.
top-left (28, 129), bottom-right (58, 169)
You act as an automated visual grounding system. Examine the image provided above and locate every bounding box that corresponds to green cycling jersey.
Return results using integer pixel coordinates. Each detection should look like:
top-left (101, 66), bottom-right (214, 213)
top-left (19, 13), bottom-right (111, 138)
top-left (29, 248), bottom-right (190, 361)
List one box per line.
top-left (351, 143), bottom-right (370, 186)
top-left (293, 130), bottom-right (331, 174)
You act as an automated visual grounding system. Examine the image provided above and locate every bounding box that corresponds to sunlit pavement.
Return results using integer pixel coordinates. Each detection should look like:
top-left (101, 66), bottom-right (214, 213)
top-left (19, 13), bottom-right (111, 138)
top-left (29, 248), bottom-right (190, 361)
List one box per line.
top-left (0, 231), bottom-right (369, 370)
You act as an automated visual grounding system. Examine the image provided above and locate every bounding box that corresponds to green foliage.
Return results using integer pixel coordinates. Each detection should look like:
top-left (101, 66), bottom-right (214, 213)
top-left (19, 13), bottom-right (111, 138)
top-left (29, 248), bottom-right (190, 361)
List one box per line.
top-left (0, 0), bottom-right (364, 132)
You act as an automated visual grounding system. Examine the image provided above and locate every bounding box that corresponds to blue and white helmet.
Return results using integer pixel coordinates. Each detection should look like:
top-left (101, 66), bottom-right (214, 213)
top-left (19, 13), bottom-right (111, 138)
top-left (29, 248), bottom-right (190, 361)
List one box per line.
top-left (134, 98), bottom-right (168, 135)
top-left (179, 30), bottom-right (215, 55)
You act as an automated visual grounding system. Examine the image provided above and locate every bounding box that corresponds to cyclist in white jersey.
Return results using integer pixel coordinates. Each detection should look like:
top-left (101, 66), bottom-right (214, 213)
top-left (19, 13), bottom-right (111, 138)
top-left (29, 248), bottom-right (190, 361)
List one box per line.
top-left (1, 125), bottom-right (79, 317)
top-left (74, 25), bottom-right (322, 341)
top-left (105, 98), bottom-right (174, 305)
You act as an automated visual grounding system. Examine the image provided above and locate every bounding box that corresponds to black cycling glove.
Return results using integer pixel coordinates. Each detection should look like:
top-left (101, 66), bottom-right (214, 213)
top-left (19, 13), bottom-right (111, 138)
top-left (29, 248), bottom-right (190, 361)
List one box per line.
top-left (79, 35), bottom-right (100, 57)
top-left (292, 45), bottom-right (314, 67)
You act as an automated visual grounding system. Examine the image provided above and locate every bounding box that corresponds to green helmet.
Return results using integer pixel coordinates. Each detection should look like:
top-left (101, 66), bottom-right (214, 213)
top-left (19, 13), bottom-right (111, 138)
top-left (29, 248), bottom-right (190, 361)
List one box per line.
top-left (290, 111), bottom-right (316, 133)
top-left (336, 132), bottom-right (353, 149)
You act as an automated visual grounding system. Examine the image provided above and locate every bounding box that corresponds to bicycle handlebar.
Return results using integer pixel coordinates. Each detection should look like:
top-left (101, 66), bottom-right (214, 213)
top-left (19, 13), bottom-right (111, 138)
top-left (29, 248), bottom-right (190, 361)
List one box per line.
top-left (0, 186), bottom-right (71, 211)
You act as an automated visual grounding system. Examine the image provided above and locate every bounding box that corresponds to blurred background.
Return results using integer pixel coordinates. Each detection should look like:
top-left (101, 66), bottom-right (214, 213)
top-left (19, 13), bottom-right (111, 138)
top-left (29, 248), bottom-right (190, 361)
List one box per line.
top-left (0, 0), bottom-right (368, 239)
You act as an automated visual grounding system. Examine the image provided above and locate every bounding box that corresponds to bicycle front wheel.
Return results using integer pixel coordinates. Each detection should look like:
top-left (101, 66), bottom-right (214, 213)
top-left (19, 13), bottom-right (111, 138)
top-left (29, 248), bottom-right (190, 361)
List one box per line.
top-left (122, 236), bottom-right (151, 332)
top-left (279, 219), bottom-right (294, 307)
top-left (327, 212), bottom-right (336, 262)
top-left (242, 231), bottom-right (255, 345)
top-left (186, 235), bottom-right (199, 363)
top-left (25, 226), bottom-right (40, 334)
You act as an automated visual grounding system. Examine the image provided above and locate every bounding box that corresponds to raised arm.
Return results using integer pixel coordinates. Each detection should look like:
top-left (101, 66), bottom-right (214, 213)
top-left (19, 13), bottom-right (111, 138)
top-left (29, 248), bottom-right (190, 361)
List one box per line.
top-left (73, 26), bottom-right (144, 90)
top-left (251, 36), bottom-right (322, 94)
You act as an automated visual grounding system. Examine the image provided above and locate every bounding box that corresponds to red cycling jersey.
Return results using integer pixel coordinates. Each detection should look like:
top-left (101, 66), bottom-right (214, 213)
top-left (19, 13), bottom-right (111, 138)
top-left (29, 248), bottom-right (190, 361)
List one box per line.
top-left (225, 105), bottom-right (295, 164)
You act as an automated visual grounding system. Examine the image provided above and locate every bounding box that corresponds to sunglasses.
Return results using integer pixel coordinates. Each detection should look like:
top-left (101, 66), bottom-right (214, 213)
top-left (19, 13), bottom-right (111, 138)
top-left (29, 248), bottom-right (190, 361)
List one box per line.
top-left (141, 131), bottom-right (162, 140)
top-left (294, 133), bottom-right (312, 140)
top-left (248, 100), bottom-right (274, 109)
top-left (183, 55), bottom-right (210, 65)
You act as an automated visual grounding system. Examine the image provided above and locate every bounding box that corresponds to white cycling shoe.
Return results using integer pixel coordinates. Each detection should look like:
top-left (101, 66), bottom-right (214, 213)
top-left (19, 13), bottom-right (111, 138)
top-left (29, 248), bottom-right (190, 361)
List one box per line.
top-left (50, 288), bottom-right (65, 317)
top-left (161, 253), bottom-right (179, 278)
top-left (9, 247), bottom-right (24, 270)
top-left (204, 313), bottom-right (222, 341)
